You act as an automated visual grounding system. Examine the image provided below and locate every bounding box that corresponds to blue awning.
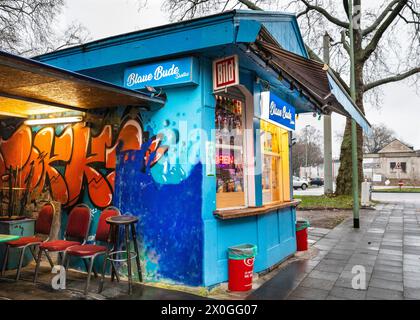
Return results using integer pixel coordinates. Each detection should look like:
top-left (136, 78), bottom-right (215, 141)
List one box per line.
top-left (253, 32), bottom-right (371, 133)
top-left (327, 72), bottom-right (371, 133)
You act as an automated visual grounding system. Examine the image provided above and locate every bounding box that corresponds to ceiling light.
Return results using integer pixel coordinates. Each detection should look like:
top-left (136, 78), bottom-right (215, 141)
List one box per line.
top-left (24, 116), bottom-right (83, 126)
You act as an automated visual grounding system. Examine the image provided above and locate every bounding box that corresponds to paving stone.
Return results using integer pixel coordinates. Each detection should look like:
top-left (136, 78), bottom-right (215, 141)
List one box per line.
top-left (334, 277), bottom-right (358, 289)
top-left (315, 262), bottom-right (345, 273)
top-left (329, 286), bottom-right (367, 300)
top-left (369, 278), bottom-right (403, 292)
top-left (288, 286), bottom-right (329, 300)
top-left (403, 279), bottom-right (420, 289)
top-left (307, 270), bottom-right (340, 282)
top-left (371, 271), bottom-right (403, 282)
top-left (375, 259), bottom-right (403, 267)
top-left (366, 287), bottom-right (404, 300)
top-left (373, 264), bottom-right (403, 274)
top-left (299, 277), bottom-right (336, 291)
top-left (377, 254), bottom-right (403, 262)
top-left (403, 265), bottom-right (420, 273)
top-left (324, 253), bottom-right (351, 261)
top-left (404, 288), bottom-right (420, 299)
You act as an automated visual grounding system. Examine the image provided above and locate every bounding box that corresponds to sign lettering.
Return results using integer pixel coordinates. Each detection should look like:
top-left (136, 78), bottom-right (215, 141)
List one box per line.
top-left (124, 57), bottom-right (198, 90)
top-left (261, 92), bottom-right (296, 131)
top-left (213, 55), bottom-right (239, 91)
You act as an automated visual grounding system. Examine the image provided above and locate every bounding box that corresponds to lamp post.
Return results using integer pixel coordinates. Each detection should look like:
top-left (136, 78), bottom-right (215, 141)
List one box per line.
top-left (349, 0), bottom-right (360, 228)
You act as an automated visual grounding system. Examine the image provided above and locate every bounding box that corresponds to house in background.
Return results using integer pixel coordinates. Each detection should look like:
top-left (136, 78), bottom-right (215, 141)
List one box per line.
top-left (363, 139), bottom-right (420, 185)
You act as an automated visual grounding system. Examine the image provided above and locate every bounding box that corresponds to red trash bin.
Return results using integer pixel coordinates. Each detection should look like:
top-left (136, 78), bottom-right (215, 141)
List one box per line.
top-left (296, 220), bottom-right (310, 251)
top-left (228, 244), bottom-right (257, 292)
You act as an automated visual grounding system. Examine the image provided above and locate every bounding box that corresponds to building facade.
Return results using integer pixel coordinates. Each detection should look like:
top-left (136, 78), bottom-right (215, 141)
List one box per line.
top-left (364, 139), bottom-right (420, 185)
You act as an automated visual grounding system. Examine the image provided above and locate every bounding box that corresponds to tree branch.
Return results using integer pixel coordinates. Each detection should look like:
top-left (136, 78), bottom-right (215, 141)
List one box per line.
top-left (299, 0), bottom-right (349, 28)
top-left (364, 67), bottom-right (420, 91)
top-left (236, 0), bottom-right (263, 10)
top-left (361, 0), bottom-right (408, 62)
top-left (362, 0), bottom-right (401, 35)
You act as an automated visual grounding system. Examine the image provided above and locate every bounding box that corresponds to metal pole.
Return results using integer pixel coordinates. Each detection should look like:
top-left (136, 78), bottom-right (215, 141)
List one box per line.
top-left (349, 0), bottom-right (360, 228)
top-left (305, 125), bottom-right (309, 178)
top-left (323, 32), bottom-right (334, 195)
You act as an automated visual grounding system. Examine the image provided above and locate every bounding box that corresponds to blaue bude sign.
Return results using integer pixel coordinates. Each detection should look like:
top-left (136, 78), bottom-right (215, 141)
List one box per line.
top-left (124, 57), bottom-right (198, 90)
top-left (261, 92), bottom-right (296, 131)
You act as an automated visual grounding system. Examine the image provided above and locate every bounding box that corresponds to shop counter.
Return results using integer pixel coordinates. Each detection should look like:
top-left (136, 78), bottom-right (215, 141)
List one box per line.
top-left (213, 199), bottom-right (301, 220)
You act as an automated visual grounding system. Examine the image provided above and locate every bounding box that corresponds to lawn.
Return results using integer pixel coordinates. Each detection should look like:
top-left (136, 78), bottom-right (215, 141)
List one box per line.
top-left (372, 188), bottom-right (420, 193)
top-left (295, 195), bottom-right (357, 210)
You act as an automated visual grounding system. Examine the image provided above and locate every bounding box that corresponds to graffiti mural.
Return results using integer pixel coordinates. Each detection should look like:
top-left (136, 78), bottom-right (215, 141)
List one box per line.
top-left (0, 116), bottom-right (168, 209)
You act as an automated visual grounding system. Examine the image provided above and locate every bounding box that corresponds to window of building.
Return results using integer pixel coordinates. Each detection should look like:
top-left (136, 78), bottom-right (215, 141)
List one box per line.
top-left (215, 95), bottom-right (246, 209)
top-left (260, 121), bottom-right (291, 204)
top-left (390, 162), bottom-right (407, 173)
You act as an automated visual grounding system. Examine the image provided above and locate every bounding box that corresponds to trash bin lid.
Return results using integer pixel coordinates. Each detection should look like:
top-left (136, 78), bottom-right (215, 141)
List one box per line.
top-left (228, 244), bottom-right (257, 260)
top-left (296, 220), bottom-right (310, 231)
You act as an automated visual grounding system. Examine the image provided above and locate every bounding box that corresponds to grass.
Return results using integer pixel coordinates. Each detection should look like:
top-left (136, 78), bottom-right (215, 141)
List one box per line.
top-left (373, 188), bottom-right (420, 193)
top-left (295, 195), bottom-right (357, 210)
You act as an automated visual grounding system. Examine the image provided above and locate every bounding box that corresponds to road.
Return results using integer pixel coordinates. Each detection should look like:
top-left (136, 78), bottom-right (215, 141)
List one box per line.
top-left (372, 192), bottom-right (420, 204)
top-left (293, 186), bottom-right (325, 196)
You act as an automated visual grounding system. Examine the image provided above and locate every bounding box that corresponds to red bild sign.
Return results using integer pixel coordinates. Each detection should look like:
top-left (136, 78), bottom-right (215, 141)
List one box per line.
top-left (213, 55), bottom-right (239, 91)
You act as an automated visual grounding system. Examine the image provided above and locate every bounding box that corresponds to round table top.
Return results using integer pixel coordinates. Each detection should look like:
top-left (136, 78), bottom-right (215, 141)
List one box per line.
top-left (106, 215), bottom-right (139, 225)
top-left (0, 234), bottom-right (19, 243)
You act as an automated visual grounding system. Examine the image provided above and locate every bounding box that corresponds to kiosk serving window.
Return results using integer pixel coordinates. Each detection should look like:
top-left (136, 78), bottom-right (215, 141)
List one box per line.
top-left (215, 95), bottom-right (246, 209)
top-left (260, 121), bottom-right (291, 204)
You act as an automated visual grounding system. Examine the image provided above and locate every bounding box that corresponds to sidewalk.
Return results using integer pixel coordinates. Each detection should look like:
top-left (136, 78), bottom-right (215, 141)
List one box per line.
top-left (248, 202), bottom-right (420, 300)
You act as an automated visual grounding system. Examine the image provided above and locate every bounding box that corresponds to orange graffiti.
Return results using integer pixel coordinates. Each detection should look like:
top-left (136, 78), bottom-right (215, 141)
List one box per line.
top-left (0, 118), bottom-right (161, 208)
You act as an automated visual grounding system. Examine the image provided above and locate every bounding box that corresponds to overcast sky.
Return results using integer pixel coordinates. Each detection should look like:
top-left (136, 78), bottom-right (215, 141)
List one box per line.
top-left (61, 0), bottom-right (420, 157)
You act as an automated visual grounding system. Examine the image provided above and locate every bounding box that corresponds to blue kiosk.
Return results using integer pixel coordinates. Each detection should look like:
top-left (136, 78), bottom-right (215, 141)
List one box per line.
top-left (0, 10), bottom-right (369, 288)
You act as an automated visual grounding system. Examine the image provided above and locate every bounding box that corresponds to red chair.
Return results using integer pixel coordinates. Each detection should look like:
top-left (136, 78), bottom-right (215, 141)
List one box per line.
top-left (1, 202), bottom-right (55, 281)
top-left (63, 206), bottom-right (120, 295)
top-left (33, 203), bottom-right (91, 283)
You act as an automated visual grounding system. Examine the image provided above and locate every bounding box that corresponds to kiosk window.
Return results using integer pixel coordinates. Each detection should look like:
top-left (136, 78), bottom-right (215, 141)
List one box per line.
top-left (215, 95), bottom-right (246, 209)
top-left (260, 121), bottom-right (291, 204)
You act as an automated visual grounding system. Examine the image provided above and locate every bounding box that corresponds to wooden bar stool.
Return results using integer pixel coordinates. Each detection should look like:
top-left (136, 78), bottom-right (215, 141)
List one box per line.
top-left (98, 215), bottom-right (142, 294)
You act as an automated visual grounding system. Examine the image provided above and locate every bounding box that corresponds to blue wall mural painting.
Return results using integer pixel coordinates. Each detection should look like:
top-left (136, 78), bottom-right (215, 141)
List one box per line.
top-left (114, 146), bottom-right (204, 285)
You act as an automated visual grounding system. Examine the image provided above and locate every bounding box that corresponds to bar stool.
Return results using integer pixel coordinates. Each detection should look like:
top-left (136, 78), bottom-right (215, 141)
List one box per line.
top-left (98, 215), bottom-right (142, 294)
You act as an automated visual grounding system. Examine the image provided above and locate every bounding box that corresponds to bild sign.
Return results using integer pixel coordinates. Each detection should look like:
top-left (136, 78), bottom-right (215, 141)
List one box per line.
top-left (213, 55), bottom-right (239, 91)
top-left (124, 57), bottom-right (198, 90)
top-left (261, 92), bottom-right (296, 131)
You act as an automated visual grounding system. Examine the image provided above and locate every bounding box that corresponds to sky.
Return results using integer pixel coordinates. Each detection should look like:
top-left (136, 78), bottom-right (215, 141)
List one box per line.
top-left (60, 0), bottom-right (420, 157)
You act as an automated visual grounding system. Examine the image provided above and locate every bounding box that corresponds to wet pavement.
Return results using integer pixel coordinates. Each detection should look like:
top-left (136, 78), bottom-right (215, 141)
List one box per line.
top-left (2, 201), bottom-right (420, 300)
top-left (249, 202), bottom-right (420, 300)
top-left (0, 264), bottom-right (208, 300)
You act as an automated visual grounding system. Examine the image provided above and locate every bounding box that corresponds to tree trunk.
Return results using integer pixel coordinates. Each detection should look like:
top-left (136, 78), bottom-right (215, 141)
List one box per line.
top-left (335, 7), bottom-right (365, 196)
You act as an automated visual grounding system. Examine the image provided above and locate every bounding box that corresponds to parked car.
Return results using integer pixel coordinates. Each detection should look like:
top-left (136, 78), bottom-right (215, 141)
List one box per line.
top-left (293, 176), bottom-right (309, 190)
top-left (310, 177), bottom-right (324, 187)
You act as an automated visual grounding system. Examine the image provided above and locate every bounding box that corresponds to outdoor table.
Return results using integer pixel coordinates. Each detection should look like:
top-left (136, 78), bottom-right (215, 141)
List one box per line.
top-left (0, 234), bottom-right (19, 243)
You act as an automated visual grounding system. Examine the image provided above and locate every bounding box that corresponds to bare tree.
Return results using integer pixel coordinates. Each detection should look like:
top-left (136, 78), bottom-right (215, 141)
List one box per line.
top-left (363, 123), bottom-right (396, 153)
top-left (292, 125), bottom-right (324, 176)
top-left (151, 0), bottom-right (420, 195)
top-left (0, 0), bottom-right (89, 56)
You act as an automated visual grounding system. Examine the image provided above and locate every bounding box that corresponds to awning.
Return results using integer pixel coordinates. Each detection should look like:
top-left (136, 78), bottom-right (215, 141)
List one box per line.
top-left (253, 31), bottom-right (371, 133)
top-left (0, 50), bottom-right (165, 118)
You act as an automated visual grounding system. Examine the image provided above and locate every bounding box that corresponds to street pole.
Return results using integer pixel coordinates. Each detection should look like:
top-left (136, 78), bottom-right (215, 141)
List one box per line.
top-left (349, 0), bottom-right (360, 228)
top-left (305, 125), bottom-right (309, 178)
top-left (323, 32), bottom-right (334, 195)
